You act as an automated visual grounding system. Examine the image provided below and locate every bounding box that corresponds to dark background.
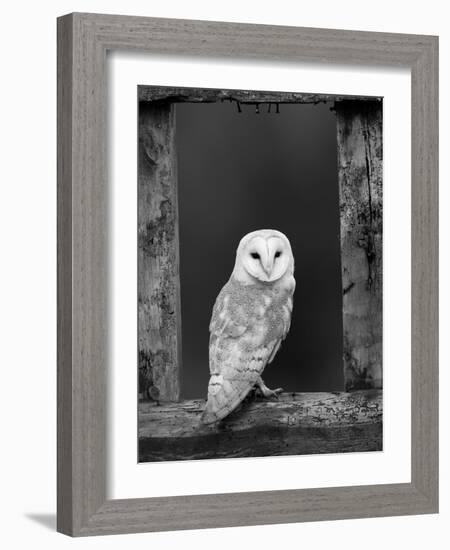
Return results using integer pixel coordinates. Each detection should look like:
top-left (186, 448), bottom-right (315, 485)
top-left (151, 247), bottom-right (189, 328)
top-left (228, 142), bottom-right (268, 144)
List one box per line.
top-left (176, 100), bottom-right (343, 399)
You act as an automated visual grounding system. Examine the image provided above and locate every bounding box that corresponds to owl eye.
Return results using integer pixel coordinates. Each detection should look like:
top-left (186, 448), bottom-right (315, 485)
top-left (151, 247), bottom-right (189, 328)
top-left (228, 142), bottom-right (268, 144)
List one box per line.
top-left (251, 252), bottom-right (260, 260)
top-left (275, 251), bottom-right (282, 258)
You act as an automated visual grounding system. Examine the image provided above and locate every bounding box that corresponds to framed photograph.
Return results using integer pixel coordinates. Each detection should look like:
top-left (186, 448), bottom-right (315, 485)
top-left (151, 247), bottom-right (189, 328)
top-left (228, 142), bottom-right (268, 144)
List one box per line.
top-left (136, 86), bottom-right (383, 462)
top-left (57, 13), bottom-right (438, 536)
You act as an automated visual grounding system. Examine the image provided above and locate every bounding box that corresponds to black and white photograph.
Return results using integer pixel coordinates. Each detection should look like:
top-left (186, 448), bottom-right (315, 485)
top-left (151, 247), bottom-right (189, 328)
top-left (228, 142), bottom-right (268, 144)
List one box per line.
top-left (137, 86), bottom-right (383, 462)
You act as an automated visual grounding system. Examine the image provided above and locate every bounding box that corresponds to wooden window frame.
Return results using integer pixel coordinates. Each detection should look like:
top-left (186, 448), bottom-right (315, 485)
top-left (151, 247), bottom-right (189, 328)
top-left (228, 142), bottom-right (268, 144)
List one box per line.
top-left (137, 86), bottom-right (383, 461)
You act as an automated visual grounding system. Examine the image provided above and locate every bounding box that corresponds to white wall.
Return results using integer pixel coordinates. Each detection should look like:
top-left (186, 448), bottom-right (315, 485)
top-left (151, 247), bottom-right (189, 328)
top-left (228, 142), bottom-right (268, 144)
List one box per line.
top-left (0, 1), bottom-right (447, 548)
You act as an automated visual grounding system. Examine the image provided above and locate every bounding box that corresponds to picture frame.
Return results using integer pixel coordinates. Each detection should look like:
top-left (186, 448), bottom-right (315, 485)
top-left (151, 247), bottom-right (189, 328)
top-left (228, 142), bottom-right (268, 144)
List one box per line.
top-left (57, 12), bottom-right (438, 536)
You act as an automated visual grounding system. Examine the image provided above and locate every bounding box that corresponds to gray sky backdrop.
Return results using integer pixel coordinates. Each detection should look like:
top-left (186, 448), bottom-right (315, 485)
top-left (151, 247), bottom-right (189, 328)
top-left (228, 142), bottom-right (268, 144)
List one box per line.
top-left (176, 100), bottom-right (343, 399)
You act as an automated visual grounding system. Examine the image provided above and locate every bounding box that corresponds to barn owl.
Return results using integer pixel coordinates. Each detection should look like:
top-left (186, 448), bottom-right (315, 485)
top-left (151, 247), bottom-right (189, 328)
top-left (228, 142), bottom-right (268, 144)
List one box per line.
top-left (201, 229), bottom-right (295, 425)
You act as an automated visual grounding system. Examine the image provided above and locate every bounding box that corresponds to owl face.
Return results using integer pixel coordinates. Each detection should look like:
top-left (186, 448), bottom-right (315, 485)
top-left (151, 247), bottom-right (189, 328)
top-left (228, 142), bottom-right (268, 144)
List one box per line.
top-left (233, 230), bottom-right (294, 283)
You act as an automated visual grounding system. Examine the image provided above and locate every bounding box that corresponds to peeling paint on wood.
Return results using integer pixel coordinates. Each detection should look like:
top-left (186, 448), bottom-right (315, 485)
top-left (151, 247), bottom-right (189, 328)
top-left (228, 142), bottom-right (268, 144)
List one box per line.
top-left (336, 100), bottom-right (383, 391)
top-left (138, 390), bottom-right (382, 461)
top-left (138, 101), bottom-right (181, 402)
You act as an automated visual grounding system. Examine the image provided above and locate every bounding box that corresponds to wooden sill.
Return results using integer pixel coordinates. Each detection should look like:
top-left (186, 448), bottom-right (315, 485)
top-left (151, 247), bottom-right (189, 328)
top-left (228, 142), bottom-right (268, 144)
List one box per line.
top-left (138, 389), bottom-right (382, 462)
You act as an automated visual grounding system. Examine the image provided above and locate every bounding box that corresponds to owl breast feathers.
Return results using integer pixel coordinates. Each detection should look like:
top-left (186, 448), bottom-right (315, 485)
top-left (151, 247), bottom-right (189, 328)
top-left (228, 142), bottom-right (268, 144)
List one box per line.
top-left (201, 274), bottom-right (295, 424)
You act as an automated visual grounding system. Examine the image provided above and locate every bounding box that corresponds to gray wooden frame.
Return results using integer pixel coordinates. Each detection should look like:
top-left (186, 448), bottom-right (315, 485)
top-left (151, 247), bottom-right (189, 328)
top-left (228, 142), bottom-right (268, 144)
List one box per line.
top-left (57, 12), bottom-right (438, 536)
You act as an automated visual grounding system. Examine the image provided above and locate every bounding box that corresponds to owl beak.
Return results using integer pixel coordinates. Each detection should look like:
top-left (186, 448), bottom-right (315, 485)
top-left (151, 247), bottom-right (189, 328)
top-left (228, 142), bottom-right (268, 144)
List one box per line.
top-left (263, 259), bottom-right (273, 277)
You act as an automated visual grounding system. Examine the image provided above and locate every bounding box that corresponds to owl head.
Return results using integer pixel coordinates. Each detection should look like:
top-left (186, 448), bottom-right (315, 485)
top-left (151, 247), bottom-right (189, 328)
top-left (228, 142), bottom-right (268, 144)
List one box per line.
top-left (232, 229), bottom-right (294, 284)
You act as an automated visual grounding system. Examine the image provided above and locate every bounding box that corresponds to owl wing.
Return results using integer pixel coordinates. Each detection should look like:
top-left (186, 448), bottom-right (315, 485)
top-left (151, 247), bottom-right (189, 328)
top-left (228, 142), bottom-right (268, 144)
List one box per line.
top-left (201, 289), bottom-right (280, 425)
top-left (267, 291), bottom-right (294, 363)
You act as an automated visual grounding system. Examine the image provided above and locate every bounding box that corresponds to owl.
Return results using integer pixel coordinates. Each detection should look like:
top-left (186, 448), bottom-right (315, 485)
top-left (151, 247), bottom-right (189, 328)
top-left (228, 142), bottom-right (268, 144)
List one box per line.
top-left (201, 229), bottom-right (295, 425)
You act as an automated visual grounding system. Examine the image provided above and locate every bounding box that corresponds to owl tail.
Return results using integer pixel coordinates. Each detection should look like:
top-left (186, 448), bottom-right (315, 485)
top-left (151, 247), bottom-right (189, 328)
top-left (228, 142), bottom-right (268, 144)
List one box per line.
top-left (200, 382), bottom-right (250, 425)
top-left (200, 406), bottom-right (220, 425)
top-left (200, 396), bottom-right (225, 425)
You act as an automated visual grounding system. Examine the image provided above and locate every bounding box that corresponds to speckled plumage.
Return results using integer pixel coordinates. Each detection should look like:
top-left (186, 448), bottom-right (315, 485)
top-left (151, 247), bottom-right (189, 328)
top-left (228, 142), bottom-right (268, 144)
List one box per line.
top-left (201, 230), bottom-right (295, 424)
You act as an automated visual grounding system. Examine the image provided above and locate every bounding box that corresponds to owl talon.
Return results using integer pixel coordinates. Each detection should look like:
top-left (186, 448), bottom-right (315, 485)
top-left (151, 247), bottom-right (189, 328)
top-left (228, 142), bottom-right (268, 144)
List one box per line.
top-left (256, 378), bottom-right (283, 399)
top-left (266, 387), bottom-right (283, 399)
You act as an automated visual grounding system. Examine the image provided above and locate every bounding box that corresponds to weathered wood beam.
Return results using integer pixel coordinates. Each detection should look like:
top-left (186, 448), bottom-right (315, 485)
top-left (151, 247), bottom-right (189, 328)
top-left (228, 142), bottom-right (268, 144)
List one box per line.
top-left (139, 390), bottom-right (382, 461)
top-left (336, 100), bottom-right (383, 391)
top-left (139, 85), bottom-right (382, 105)
top-left (138, 102), bottom-right (181, 402)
